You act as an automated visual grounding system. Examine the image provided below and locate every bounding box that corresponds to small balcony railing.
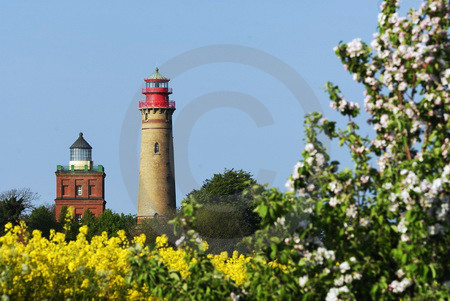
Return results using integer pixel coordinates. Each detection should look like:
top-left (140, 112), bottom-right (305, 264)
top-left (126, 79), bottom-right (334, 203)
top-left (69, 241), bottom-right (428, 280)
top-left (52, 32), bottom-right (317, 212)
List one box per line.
top-left (138, 100), bottom-right (176, 109)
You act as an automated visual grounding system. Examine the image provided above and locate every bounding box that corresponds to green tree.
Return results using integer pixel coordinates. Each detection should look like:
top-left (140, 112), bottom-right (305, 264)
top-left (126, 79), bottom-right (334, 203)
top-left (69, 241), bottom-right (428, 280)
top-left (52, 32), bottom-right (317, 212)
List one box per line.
top-left (27, 205), bottom-right (59, 238)
top-left (91, 209), bottom-right (136, 239)
top-left (0, 188), bottom-right (38, 213)
top-left (79, 209), bottom-right (96, 239)
top-left (57, 205), bottom-right (79, 241)
top-left (0, 196), bottom-right (26, 233)
top-left (188, 168), bottom-right (256, 205)
top-left (184, 169), bottom-right (261, 253)
top-left (169, 1), bottom-right (449, 299)
top-left (241, 0), bottom-right (450, 299)
top-left (0, 188), bottom-right (38, 232)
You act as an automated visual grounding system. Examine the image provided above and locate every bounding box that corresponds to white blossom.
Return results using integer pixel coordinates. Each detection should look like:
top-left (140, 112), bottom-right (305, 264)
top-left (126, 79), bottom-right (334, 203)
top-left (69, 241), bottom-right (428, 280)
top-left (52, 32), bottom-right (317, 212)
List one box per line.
top-left (383, 183), bottom-right (393, 190)
top-left (346, 205), bottom-right (357, 219)
top-left (285, 178), bottom-right (295, 192)
top-left (361, 175), bottom-right (369, 184)
top-left (428, 224), bottom-right (443, 236)
top-left (390, 278), bottom-right (412, 293)
top-left (398, 82), bottom-right (408, 91)
top-left (401, 234), bottom-right (410, 242)
top-left (298, 275), bottom-right (308, 288)
top-left (380, 114), bottom-right (389, 128)
top-left (305, 143), bottom-right (315, 153)
top-left (292, 161), bottom-right (304, 179)
top-left (175, 236), bottom-right (185, 247)
top-left (326, 286), bottom-right (350, 301)
top-left (329, 197), bottom-right (339, 207)
top-left (347, 38), bottom-right (364, 57)
top-left (316, 153), bottom-right (326, 166)
top-left (360, 217), bottom-right (370, 227)
top-left (397, 218), bottom-right (407, 234)
top-left (437, 203), bottom-right (449, 221)
top-left (334, 276), bottom-right (344, 286)
top-left (339, 261), bottom-right (350, 273)
top-left (396, 269), bottom-right (405, 278)
top-left (329, 181), bottom-right (342, 194)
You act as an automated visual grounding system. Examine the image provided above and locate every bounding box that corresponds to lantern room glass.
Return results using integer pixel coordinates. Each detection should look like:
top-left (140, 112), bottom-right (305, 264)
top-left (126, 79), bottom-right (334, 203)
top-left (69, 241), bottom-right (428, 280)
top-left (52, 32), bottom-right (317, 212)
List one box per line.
top-left (70, 148), bottom-right (92, 161)
top-left (146, 81), bottom-right (168, 88)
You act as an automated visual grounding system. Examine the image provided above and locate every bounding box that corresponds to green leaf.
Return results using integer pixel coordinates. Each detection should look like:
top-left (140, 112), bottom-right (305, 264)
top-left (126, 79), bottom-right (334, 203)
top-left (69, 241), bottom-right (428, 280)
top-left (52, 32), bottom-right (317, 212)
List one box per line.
top-left (258, 205), bottom-right (268, 218)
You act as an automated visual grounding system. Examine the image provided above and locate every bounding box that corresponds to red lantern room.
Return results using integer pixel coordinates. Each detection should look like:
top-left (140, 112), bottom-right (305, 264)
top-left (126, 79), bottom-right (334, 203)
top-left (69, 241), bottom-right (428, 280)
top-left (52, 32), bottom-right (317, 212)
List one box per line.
top-left (139, 68), bottom-right (176, 109)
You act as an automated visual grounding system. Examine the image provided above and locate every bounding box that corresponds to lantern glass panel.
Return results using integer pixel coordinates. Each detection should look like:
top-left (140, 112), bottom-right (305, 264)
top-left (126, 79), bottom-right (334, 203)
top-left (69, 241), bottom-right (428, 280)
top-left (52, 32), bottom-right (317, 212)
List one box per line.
top-left (70, 149), bottom-right (92, 161)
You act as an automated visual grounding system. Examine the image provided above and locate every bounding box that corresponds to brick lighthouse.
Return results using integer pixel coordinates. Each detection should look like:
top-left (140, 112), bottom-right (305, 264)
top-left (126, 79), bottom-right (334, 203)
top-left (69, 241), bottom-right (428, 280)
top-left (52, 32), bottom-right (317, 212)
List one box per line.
top-left (55, 133), bottom-right (106, 220)
top-left (138, 68), bottom-right (176, 221)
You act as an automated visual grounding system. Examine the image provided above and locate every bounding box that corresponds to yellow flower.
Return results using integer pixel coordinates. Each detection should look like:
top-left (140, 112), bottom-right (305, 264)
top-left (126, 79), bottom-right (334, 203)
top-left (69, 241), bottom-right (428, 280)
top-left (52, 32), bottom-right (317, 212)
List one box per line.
top-left (156, 235), bottom-right (168, 248)
top-left (81, 279), bottom-right (89, 289)
top-left (79, 225), bottom-right (89, 236)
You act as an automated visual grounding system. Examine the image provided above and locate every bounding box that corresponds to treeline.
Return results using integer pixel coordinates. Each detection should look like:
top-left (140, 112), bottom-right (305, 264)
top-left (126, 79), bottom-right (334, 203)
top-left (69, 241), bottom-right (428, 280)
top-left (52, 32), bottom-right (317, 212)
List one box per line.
top-left (0, 169), bottom-right (262, 254)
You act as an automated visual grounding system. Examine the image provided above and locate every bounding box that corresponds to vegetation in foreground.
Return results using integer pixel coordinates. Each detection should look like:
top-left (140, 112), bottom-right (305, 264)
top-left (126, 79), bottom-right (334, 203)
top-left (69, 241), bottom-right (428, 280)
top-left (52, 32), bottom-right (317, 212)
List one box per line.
top-left (0, 0), bottom-right (449, 299)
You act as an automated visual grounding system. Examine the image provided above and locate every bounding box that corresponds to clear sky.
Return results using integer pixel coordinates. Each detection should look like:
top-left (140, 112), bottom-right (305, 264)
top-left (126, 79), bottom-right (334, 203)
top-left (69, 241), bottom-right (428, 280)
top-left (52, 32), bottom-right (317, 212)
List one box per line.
top-left (0, 0), bottom-right (420, 214)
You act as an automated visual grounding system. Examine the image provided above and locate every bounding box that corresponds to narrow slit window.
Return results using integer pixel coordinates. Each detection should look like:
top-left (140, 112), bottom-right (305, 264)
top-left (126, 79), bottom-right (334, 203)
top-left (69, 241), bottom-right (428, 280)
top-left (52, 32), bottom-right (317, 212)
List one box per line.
top-left (154, 142), bottom-right (160, 154)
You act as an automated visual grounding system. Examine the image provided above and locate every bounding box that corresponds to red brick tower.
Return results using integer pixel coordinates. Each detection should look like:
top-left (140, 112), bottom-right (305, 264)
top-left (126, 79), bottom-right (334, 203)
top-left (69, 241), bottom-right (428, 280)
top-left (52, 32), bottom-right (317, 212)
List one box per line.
top-left (54, 132), bottom-right (106, 221)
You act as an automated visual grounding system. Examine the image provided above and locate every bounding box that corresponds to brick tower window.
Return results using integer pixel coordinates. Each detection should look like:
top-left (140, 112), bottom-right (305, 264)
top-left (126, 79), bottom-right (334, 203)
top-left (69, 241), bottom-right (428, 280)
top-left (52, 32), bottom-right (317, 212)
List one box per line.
top-left (62, 185), bottom-right (68, 196)
top-left (154, 142), bottom-right (160, 154)
top-left (76, 185), bottom-right (83, 196)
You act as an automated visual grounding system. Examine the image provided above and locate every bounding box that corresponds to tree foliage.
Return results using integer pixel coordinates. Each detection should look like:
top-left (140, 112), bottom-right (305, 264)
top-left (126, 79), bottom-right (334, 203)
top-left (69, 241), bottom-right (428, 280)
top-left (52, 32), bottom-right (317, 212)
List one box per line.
top-left (0, 188), bottom-right (39, 233)
top-left (184, 169), bottom-right (261, 253)
top-left (168, 0), bottom-right (450, 299)
top-left (26, 205), bottom-right (59, 238)
top-left (187, 168), bottom-right (256, 205)
top-left (0, 188), bottom-right (38, 212)
top-left (89, 209), bottom-right (136, 239)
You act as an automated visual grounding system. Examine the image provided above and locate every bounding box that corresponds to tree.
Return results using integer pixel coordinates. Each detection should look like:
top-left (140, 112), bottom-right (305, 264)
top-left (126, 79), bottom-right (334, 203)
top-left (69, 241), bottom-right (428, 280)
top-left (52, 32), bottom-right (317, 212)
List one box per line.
top-left (240, 0), bottom-right (449, 299)
top-left (57, 205), bottom-right (79, 241)
top-left (0, 196), bottom-right (26, 233)
top-left (188, 168), bottom-right (256, 205)
top-left (0, 188), bottom-right (38, 213)
top-left (87, 209), bottom-right (136, 239)
top-left (27, 205), bottom-right (59, 238)
top-left (0, 188), bottom-right (39, 229)
top-left (184, 169), bottom-right (261, 253)
top-left (173, 0), bottom-right (449, 298)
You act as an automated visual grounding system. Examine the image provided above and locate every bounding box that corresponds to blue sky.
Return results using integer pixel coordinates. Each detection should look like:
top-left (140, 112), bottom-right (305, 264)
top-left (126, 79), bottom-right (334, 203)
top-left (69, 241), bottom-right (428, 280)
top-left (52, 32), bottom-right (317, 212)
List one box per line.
top-left (0, 0), bottom-right (420, 214)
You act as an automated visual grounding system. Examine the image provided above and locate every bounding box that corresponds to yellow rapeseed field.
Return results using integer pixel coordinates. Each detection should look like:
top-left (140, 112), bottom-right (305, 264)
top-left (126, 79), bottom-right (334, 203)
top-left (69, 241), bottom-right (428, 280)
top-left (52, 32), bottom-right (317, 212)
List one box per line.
top-left (0, 221), bottom-right (280, 299)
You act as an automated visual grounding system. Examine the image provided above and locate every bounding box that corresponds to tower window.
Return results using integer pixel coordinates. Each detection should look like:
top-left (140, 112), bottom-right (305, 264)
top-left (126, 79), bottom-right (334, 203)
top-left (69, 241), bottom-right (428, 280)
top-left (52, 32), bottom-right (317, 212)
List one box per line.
top-left (154, 142), bottom-right (160, 154)
top-left (76, 185), bottom-right (83, 196)
top-left (145, 113), bottom-right (148, 120)
top-left (89, 185), bottom-right (95, 196)
top-left (62, 185), bottom-right (68, 196)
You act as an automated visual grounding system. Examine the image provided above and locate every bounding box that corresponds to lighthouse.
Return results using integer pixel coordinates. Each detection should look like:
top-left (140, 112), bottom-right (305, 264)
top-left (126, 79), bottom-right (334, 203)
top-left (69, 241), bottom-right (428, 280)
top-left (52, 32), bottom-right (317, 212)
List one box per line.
top-left (138, 68), bottom-right (176, 221)
top-left (55, 133), bottom-right (106, 220)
